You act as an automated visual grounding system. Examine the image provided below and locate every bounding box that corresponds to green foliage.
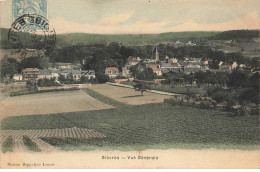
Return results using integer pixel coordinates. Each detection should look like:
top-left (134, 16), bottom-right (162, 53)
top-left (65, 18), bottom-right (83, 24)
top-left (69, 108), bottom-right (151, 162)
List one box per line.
top-left (129, 62), bottom-right (156, 81)
top-left (227, 70), bottom-right (249, 88)
top-left (0, 56), bottom-right (21, 79)
top-left (22, 136), bottom-right (41, 152)
top-left (10, 88), bottom-right (80, 97)
top-left (54, 31), bottom-right (218, 47)
top-left (2, 136), bottom-right (14, 153)
top-left (207, 86), bottom-right (234, 103)
top-left (83, 88), bottom-right (128, 108)
top-left (10, 90), bottom-right (38, 97)
top-left (37, 78), bottom-right (60, 87)
top-left (212, 30), bottom-right (259, 40)
top-left (26, 80), bottom-right (36, 91)
top-left (151, 84), bottom-right (206, 95)
top-left (21, 57), bottom-right (50, 69)
top-left (250, 57), bottom-right (260, 67)
top-left (96, 73), bottom-right (110, 83)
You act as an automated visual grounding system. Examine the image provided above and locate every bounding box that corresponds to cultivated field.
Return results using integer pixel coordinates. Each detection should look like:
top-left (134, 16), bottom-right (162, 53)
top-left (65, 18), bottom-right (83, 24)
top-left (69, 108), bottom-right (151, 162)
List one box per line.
top-left (0, 128), bottom-right (105, 152)
top-left (0, 90), bottom-right (113, 121)
top-left (2, 103), bottom-right (259, 151)
top-left (1, 84), bottom-right (259, 153)
top-left (89, 84), bottom-right (172, 105)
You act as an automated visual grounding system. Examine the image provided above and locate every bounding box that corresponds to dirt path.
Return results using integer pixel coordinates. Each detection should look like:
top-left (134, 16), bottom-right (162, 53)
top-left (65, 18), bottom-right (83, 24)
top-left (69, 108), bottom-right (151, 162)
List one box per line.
top-left (32, 138), bottom-right (59, 152)
top-left (13, 137), bottom-right (27, 153)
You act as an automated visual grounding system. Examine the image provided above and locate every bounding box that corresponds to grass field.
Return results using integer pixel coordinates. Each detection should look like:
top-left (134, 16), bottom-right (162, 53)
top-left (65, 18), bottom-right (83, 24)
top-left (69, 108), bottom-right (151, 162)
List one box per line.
top-left (120, 82), bottom-right (206, 95)
top-left (89, 84), bottom-right (172, 105)
top-left (1, 85), bottom-right (259, 151)
top-left (2, 103), bottom-right (259, 151)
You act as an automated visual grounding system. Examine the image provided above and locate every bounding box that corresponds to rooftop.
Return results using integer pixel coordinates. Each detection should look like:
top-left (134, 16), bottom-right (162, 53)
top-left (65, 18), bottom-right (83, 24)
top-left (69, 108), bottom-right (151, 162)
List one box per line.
top-left (22, 68), bottom-right (40, 72)
top-left (106, 67), bottom-right (118, 71)
top-left (38, 70), bottom-right (52, 75)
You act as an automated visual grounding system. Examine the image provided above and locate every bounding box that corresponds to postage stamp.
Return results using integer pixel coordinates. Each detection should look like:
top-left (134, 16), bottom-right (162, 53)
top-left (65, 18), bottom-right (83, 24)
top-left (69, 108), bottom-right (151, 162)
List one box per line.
top-left (12, 0), bottom-right (47, 21)
top-left (8, 14), bottom-right (55, 60)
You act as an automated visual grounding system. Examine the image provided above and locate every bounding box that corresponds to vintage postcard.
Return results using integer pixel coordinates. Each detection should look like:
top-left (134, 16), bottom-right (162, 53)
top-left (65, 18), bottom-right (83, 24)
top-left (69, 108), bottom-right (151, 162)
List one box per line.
top-left (0, 0), bottom-right (259, 169)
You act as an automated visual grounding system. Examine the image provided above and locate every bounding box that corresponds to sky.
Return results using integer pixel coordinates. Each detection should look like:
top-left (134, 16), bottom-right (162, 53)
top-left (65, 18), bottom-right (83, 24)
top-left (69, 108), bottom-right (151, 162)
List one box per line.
top-left (1, 0), bottom-right (260, 34)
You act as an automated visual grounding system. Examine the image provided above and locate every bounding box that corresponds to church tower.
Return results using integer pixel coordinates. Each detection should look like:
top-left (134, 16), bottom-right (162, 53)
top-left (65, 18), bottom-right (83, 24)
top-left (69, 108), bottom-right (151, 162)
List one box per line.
top-left (153, 47), bottom-right (159, 62)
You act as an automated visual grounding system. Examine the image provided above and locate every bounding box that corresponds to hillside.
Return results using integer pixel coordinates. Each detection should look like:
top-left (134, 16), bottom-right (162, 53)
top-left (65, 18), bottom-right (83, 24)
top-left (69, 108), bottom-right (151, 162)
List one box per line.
top-left (0, 28), bottom-right (218, 48)
top-left (211, 30), bottom-right (260, 40)
top-left (55, 31), bottom-right (218, 47)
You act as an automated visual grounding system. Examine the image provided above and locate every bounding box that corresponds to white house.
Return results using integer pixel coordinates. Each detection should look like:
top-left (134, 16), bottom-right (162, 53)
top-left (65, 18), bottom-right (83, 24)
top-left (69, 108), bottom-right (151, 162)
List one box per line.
top-left (13, 74), bottom-right (23, 81)
top-left (105, 67), bottom-right (119, 78)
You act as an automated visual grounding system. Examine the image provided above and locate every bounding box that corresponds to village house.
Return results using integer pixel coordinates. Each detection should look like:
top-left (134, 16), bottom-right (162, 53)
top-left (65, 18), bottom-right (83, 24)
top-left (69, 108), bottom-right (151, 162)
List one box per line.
top-left (183, 64), bottom-right (201, 74)
top-left (60, 69), bottom-right (81, 80)
top-left (38, 70), bottom-right (60, 81)
top-left (38, 70), bottom-right (53, 79)
top-left (251, 66), bottom-right (260, 73)
top-left (201, 57), bottom-right (209, 65)
top-left (122, 57), bottom-right (141, 77)
top-left (55, 62), bottom-right (73, 70)
top-left (71, 70), bottom-right (82, 80)
top-left (219, 61), bottom-right (238, 71)
top-left (122, 65), bottom-right (132, 77)
top-left (52, 70), bottom-right (60, 79)
top-left (13, 74), bottom-right (23, 81)
top-left (146, 63), bottom-right (162, 76)
top-left (22, 68), bottom-right (40, 80)
top-left (127, 57), bottom-right (141, 66)
top-left (59, 69), bottom-right (72, 78)
top-left (81, 70), bottom-right (96, 79)
top-left (105, 67), bottom-right (119, 78)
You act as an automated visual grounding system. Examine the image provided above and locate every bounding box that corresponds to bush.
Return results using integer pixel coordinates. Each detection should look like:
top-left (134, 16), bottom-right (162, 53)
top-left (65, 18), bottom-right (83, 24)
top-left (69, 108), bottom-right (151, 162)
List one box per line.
top-left (2, 136), bottom-right (14, 153)
top-left (233, 108), bottom-right (246, 116)
top-left (37, 78), bottom-right (60, 87)
top-left (10, 87), bottom-right (80, 97)
top-left (250, 108), bottom-right (259, 116)
top-left (96, 74), bottom-right (110, 83)
top-left (22, 136), bottom-right (41, 152)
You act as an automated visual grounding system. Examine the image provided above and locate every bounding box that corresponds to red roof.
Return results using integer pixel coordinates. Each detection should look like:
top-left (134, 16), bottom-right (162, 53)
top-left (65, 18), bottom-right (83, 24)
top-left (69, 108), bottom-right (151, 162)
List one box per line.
top-left (22, 68), bottom-right (40, 72)
top-left (106, 67), bottom-right (118, 71)
top-left (146, 63), bottom-right (160, 71)
top-left (251, 66), bottom-right (260, 71)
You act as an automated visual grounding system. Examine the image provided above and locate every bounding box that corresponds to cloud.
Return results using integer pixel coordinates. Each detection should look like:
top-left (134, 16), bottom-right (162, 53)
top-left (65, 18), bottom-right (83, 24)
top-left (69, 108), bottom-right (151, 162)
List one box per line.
top-left (170, 11), bottom-right (260, 31)
top-left (96, 10), bottom-right (135, 25)
top-left (49, 11), bottom-right (260, 34)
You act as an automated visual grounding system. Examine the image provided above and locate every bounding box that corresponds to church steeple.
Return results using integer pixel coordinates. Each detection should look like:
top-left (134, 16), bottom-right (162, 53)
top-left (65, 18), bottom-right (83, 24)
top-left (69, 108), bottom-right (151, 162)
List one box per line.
top-left (153, 46), bottom-right (159, 62)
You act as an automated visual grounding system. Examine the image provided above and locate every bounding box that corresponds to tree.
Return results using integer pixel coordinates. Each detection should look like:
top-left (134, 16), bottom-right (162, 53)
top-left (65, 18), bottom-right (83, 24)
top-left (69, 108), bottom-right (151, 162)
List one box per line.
top-left (250, 57), bottom-right (260, 67)
top-left (134, 83), bottom-right (148, 96)
top-left (96, 72), bottom-right (110, 83)
top-left (80, 76), bottom-right (89, 83)
top-left (227, 70), bottom-right (249, 88)
top-left (0, 56), bottom-right (21, 79)
top-left (58, 74), bottom-right (66, 84)
top-left (21, 57), bottom-right (50, 69)
top-left (37, 78), bottom-right (60, 87)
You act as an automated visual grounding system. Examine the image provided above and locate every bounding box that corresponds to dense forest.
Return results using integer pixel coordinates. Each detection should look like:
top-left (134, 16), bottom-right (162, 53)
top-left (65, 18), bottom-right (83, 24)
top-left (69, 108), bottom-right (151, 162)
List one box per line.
top-left (211, 30), bottom-right (259, 40)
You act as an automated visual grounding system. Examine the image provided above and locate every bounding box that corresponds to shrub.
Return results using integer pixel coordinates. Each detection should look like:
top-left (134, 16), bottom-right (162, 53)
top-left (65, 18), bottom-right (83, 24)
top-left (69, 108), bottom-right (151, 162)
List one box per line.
top-left (2, 136), bottom-right (14, 153)
top-left (22, 136), bottom-right (41, 152)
